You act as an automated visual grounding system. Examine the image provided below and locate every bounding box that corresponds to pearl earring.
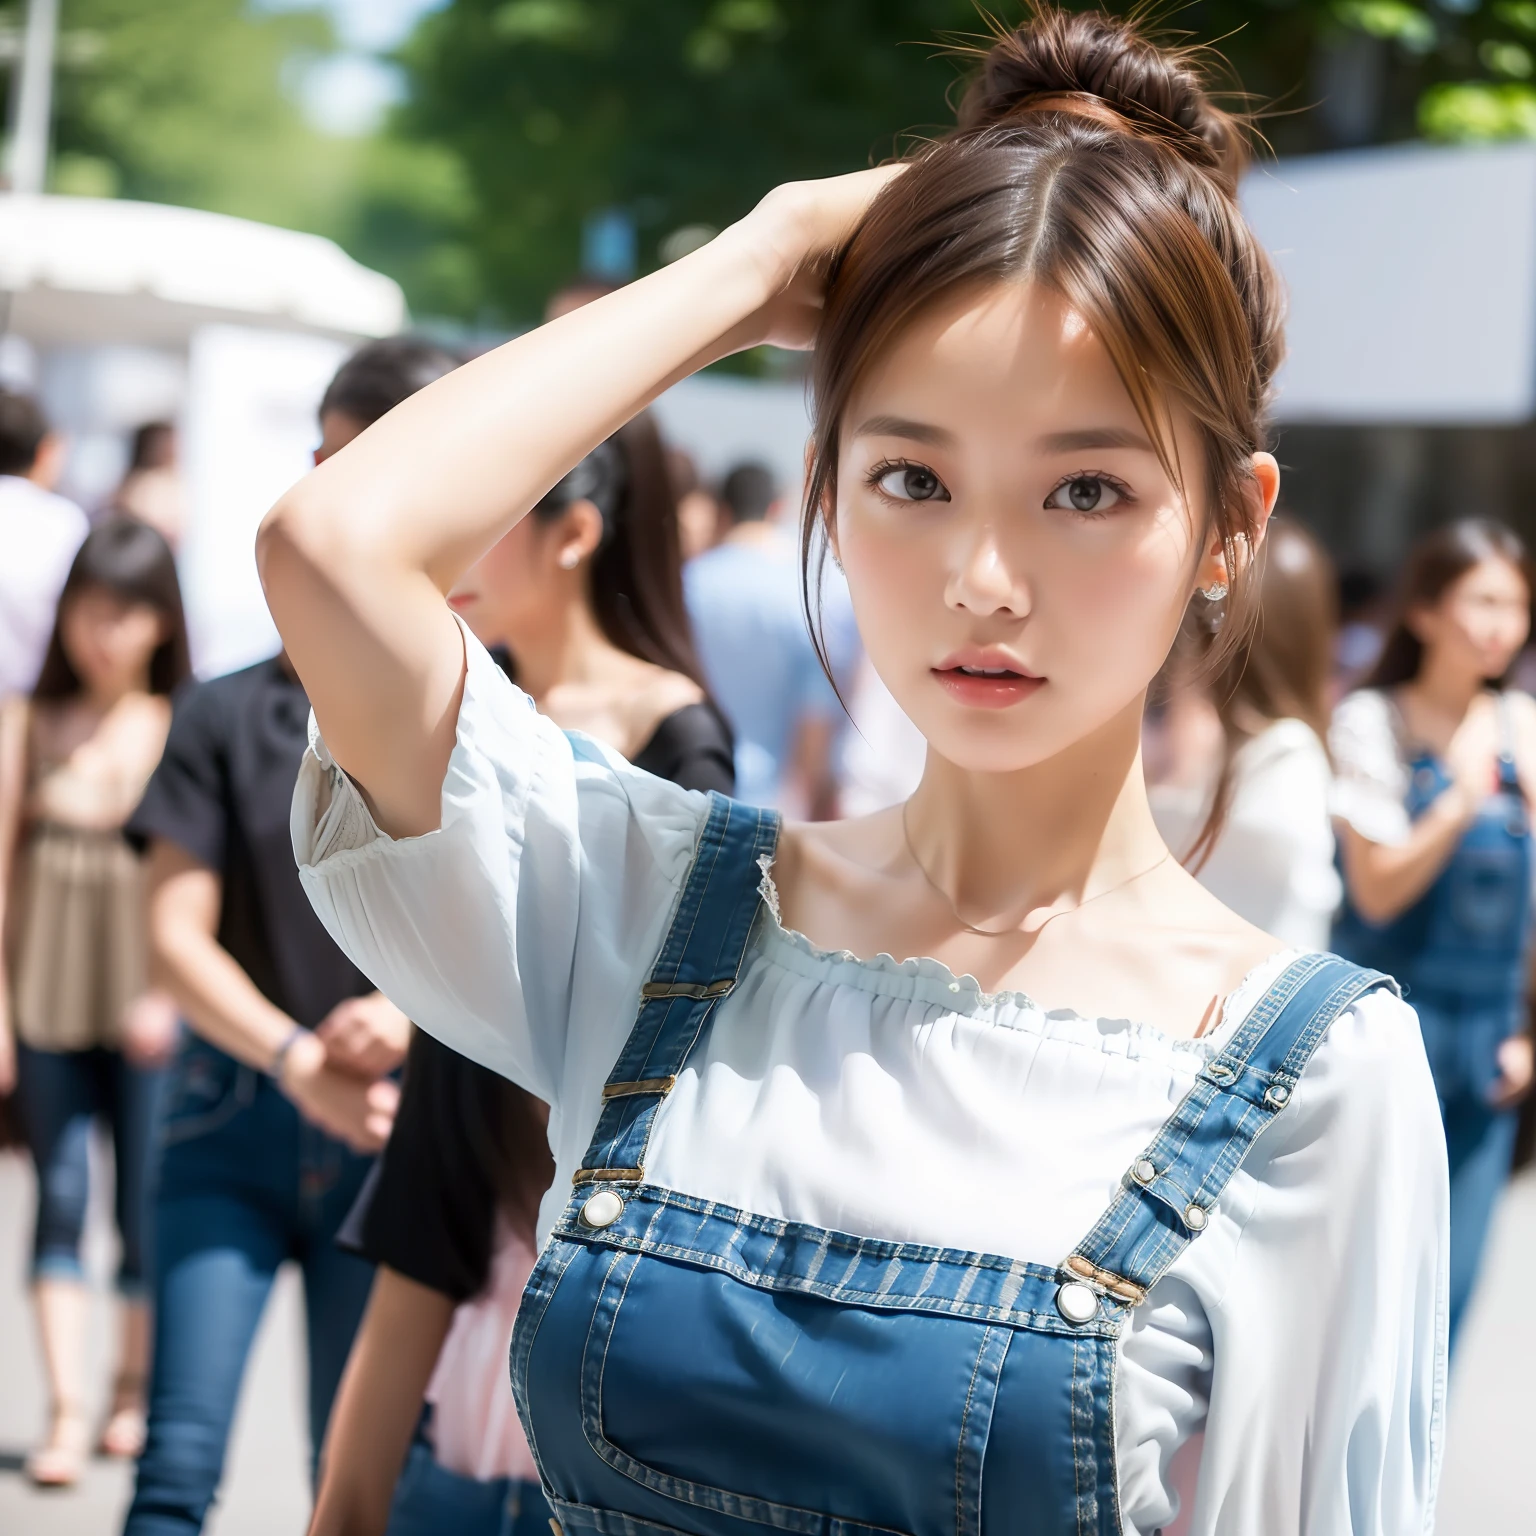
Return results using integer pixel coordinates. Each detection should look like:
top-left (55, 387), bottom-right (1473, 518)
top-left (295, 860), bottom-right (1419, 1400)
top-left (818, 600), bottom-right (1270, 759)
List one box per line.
top-left (1200, 580), bottom-right (1228, 602)
top-left (559, 550), bottom-right (580, 570)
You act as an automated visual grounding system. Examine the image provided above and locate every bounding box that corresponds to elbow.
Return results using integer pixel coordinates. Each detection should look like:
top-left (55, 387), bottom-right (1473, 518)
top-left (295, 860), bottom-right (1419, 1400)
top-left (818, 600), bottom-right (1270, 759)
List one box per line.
top-left (255, 486), bottom-right (333, 607)
top-left (1344, 875), bottom-right (1402, 928)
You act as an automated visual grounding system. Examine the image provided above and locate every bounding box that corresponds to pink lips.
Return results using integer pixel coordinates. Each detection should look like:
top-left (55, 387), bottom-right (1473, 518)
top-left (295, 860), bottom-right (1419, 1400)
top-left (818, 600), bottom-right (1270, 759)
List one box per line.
top-left (931, 648), bottom-right (1044, 710)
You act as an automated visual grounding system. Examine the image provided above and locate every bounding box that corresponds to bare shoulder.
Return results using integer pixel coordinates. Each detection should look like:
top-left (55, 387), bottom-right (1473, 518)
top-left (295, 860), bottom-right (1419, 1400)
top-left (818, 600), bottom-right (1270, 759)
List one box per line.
top-left (620, 663), bottom-right (706, 752)
top-left (767, 809), bottom-right (903, 924)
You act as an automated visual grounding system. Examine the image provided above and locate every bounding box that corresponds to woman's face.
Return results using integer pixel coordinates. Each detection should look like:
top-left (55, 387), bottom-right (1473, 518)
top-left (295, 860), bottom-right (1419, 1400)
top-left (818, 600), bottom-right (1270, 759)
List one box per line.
top-left (448, 504), bottom-right (599, 650)
top-left (834, 281), bottom-right (1274, 775)
top-left (1412, 557), bottom-right (1531, 683)
top-left (61, 585), bottom-right (166, 697)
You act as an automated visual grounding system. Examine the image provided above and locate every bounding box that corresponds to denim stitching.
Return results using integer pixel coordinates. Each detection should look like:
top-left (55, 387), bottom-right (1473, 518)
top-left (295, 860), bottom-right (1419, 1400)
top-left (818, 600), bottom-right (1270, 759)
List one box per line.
top-left (1070, 1337), bottom-right (1087, 1535)
top-left (953, 1329), bottom-right (988, 1536)
top-left (1067, 959), bottom-right (1391, 1299)
top-left (549, 1227), bottom-right (1114, 1335)
top-left (508, 1228), bottom-right (580, 1495)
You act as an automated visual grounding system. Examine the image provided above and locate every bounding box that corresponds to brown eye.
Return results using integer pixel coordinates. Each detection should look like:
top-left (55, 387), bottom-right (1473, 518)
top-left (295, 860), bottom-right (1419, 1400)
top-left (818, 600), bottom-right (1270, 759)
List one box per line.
top-left (874, 463), bottom-right (949, 502)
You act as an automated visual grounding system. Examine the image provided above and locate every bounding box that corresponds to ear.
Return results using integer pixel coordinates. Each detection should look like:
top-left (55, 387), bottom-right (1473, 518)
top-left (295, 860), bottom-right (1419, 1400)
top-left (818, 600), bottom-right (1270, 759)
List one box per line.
top-left (31, 433), bottom-right (67, 491)
top-left (1404, 602), bottom-right (1436, 645)
top-left (555, 499), bottom-right (606, 571)
top-left (1194, 452), bottom-right (1279, 593)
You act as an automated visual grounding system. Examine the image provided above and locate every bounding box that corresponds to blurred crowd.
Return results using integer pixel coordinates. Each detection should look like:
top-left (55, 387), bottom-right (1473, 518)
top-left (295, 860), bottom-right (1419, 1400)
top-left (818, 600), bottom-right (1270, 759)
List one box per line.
top-left (2, 308), bottom-right (1535, 1533)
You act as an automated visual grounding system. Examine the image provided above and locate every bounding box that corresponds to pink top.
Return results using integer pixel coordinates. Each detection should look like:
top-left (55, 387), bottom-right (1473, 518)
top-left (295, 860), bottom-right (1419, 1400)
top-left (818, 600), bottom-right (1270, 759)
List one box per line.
top-left (425, 1217), bottom-right (539, 1482)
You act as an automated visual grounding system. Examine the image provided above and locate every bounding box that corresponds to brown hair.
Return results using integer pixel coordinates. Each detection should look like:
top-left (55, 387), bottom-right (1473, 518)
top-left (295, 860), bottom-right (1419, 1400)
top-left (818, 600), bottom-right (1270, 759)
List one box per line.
top-left (1367, 518), bottom-right (1531, 691)
top-left (34, 516), bottom-right (191, 702)
top-left (1181, 517), bottom-right (1337, 871)
top-left (802, 6), bottom-right (1282, 677)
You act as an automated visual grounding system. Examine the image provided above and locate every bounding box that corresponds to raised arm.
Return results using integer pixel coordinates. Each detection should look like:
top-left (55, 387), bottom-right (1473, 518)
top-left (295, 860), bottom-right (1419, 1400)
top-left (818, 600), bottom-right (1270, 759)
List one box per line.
top-left (256, 171), bottom-right (897, 839)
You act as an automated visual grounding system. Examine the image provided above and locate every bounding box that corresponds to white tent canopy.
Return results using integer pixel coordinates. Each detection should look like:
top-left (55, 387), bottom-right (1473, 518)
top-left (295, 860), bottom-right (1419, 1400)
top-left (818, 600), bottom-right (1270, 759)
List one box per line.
top-left (1244, 142), bottom-right (1536, 426)
top-left (0, 193), bottom-right (405, 347)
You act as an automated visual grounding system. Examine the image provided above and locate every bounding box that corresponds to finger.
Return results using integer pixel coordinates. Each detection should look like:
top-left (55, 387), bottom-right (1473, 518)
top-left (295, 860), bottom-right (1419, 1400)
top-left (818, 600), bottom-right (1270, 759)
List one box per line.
top-left (368, 1080), bottom-right (402, 1114)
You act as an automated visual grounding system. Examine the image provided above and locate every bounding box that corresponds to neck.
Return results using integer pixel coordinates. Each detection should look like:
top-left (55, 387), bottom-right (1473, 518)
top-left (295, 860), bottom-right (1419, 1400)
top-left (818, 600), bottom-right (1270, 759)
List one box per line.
top-left (905, 693), bottom-right (1166, 917)
top-left (82, 673), bottom-right (150, 711)
top-left (1407, 651), bottom-right (1485, 721)
top-left (512, 597), bottom-right (625, 701)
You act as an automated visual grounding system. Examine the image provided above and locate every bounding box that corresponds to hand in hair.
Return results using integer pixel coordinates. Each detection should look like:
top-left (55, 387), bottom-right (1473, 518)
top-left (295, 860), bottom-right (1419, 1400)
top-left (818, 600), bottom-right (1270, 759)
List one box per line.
top-left (257, 160), bottom-right (899, 838)
top-left (730, 165), bottom-right (906, 351)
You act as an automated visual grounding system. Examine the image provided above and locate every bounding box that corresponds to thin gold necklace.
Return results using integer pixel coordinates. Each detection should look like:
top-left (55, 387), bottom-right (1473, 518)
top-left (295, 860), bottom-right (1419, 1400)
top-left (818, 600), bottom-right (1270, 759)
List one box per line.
top-left (899, 798), bottom-right (1173, 939)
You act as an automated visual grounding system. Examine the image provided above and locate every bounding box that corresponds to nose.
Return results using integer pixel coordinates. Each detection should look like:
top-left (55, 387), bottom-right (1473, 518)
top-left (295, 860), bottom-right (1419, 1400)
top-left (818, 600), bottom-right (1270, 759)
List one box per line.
top-left (944, 520), bottom-right (1030, 620)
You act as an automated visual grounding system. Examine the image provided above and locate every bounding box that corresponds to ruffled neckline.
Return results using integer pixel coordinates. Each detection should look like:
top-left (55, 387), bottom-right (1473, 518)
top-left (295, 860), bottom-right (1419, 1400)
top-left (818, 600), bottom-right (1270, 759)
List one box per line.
top-left (752, 854), bottom-right (1300, 1061)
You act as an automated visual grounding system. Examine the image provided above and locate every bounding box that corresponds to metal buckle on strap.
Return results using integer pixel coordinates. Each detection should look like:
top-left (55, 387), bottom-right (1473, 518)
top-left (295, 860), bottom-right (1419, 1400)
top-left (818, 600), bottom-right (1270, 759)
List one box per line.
top-left (601, 1076), bottom-right (677, 1100)
top-left (640, 978), bottom-right (735, 1000)
top-left (1065, 1254), bottom-right (1147, 1306)
top-left (572, 1166), bottom-right (644, 1186)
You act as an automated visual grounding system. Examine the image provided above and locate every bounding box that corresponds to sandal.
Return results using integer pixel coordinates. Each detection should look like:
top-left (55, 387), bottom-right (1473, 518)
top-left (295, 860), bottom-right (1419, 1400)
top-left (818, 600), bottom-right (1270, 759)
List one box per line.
top-left (26, 1404), bottom-right (90, 1488)
top-left (99, 1373), bottom-right (148, 1459)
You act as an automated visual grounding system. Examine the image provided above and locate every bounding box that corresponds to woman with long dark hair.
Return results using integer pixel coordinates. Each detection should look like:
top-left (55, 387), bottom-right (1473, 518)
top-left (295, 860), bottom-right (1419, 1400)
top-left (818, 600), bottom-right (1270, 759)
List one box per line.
top-left (0, 516), bottom-right (190, 1485)
top-left (309, 409), bottom-right (731, 1536)
top-left (1332, 517), bottom-right (1536, 1353)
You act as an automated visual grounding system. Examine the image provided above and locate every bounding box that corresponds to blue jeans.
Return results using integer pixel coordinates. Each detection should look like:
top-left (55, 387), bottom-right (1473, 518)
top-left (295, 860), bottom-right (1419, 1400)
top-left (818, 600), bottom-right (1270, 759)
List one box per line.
top-left (1414, 991), bottom-right (1522, 1354)
top-left (387, 1423), bottom-right (551, 1536)
top-left (15, 1041), bottom-right (167, 1294)
top-left (122, 1038), bottom-right (375, 1536)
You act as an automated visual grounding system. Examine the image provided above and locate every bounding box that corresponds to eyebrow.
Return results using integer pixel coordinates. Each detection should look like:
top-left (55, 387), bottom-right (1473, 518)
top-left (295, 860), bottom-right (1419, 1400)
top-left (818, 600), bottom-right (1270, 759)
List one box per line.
top-left (1036, 427), bottom-right (1157, 454)
top-left (852, 414), bottom-right (956, 446)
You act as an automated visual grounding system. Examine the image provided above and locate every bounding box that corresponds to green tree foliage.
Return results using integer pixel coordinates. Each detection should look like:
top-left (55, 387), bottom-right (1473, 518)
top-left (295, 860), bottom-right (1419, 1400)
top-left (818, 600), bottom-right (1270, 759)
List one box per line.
top-left (12, 2), bottom-right (1536, 328)
top-left (395, 0), bottom-right (1536, 324)
top-left (2, 0), bottom-right (479, 320)
top-left (21, 0), bottom-right (352, 231)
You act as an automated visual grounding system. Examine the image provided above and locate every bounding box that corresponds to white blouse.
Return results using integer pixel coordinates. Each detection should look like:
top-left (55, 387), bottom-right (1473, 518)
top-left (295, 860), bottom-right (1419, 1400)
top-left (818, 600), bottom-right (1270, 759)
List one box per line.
top-left (292, 625), bottom-right (1447, 1536)
top-left (1150, 718), bottom-right (1342, 952)
top-left (1330, 689), bottom-right (1417, 847)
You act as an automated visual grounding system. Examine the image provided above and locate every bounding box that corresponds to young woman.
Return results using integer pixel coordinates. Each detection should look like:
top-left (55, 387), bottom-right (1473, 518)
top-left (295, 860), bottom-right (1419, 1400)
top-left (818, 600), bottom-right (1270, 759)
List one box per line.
top-left (0, 516), bottom-right (189, 1485)
top-left (1151, 518), bottom-right (1342, 950)
top-left (310, 411), bottom-right (732, 1536)
top-left (262, 10), bottom-right (1446, 1532)
top-left (1331, 517), bottom-right (1536, 1355)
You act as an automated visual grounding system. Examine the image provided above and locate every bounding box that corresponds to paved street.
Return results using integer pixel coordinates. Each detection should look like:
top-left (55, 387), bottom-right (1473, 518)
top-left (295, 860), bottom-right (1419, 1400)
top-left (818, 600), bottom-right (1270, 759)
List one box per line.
top-left (1, 1146), bottom-right (1533, 1533)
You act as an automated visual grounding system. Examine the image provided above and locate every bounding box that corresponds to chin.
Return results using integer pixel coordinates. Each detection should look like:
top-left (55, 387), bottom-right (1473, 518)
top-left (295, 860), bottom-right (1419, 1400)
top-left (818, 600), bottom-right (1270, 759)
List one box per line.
top-left (906, 705), bottom-right (1071, 776)
top-left (903, 682), bottom-right (1143, 777)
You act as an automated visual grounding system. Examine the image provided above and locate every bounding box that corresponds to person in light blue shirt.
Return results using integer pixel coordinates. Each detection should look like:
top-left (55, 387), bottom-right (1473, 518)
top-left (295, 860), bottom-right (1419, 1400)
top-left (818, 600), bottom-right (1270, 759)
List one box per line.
top-left (684, 462), bottom-right (846, 813)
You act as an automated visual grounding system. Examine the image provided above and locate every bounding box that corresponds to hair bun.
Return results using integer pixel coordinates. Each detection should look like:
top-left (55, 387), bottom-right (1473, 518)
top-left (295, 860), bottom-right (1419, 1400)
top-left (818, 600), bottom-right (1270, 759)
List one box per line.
top-left (957, 7), bottom-right (1247, 192)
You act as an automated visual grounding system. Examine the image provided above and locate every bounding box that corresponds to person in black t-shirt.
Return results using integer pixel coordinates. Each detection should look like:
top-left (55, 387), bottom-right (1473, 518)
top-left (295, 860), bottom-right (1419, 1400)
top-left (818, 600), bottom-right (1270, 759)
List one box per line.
top-left (122, 339), bottom-right (461, 1536)
top-left (309, 410), bottom-right (732, 1536)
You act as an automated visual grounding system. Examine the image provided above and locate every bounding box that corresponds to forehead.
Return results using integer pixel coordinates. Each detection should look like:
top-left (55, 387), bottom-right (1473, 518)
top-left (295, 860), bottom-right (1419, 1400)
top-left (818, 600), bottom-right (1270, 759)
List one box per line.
top-left (1449, 556), bottom-right (1530, 601)
top-left (843, 281), bottom-right (1141, 438)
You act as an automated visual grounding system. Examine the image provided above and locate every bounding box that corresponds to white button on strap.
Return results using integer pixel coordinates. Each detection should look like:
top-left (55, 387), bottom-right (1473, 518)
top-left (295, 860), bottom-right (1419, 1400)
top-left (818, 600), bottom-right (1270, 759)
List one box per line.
top-left (1056, 1282), bottom-right (1099, 1324)
top-left (1263, 1083), bottom-right (1291, 1110)
top-left (580, 1190), bottom-right (625, 1229)
top-left (1132, 1157), bottom-right (1157, 1186)
top-left (1184, 1203), bottom-right (1208, 1232)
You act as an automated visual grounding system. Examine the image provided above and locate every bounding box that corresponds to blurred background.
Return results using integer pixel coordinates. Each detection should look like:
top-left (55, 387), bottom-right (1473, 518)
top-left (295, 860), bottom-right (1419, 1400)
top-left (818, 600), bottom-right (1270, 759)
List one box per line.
top-left (4, 1), bottom-right (1536, 1531)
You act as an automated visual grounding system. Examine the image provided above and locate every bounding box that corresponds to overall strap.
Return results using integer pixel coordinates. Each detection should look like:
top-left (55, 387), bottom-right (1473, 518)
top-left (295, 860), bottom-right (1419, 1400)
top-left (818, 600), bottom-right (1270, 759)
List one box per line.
top-left (573, 793), bottom-right (781, 1187)
top-left (1496, 691), bottom-right (1522, 791)
top-left (1064, 953), bottom-right (1395, 1306)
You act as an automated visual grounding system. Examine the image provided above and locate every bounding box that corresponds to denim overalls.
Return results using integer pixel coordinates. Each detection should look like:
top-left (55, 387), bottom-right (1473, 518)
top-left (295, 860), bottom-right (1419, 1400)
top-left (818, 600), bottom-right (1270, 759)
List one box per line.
top-left (514, 797), bottom-right (1390, 1534)
top-left (1332, 698), bottom-right (1532, 1350)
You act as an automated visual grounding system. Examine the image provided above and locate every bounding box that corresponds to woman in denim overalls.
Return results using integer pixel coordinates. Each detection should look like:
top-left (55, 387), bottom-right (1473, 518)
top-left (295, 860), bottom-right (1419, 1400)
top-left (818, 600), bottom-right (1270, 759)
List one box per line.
top-left (1332, 518), bottom-right (1536, 1354)
top-left (270, 10), bottom-right (1447, 1533)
